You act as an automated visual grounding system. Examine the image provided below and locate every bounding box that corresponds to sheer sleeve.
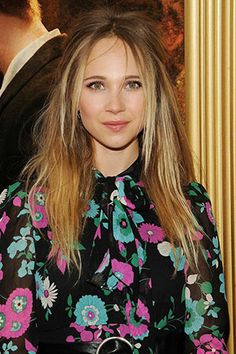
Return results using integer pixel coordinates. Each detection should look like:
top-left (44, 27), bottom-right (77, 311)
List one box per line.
top-left (0, 182), bottom-right (38, 353)
top-left (184, 182), bottom-right (229, 353)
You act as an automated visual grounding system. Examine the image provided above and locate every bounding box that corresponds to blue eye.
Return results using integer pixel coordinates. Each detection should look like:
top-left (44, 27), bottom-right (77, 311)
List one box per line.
top-left (87, 81), bottom-right (105, 90)
top-left (126, 80), bottom-right (142, 90)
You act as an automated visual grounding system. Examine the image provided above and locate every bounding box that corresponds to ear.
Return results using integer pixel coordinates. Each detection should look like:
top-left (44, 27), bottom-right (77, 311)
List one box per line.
top-left (77, 111), bottom-right (81, 120)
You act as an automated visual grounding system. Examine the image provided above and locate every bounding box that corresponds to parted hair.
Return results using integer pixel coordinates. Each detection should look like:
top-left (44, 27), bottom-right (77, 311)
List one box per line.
top-left (25, 6), bottom-right (200, 269)
top-left (0, 0), bottom-right (41, 21)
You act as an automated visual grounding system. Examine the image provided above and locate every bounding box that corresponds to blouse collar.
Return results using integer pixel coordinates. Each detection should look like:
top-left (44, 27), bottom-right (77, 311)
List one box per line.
top-left (94, 156), bottom-right (142, 183)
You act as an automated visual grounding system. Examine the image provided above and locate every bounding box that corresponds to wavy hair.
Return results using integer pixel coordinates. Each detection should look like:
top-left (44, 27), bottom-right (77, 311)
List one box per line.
top-left (25, 6), bottom-right (200, 269)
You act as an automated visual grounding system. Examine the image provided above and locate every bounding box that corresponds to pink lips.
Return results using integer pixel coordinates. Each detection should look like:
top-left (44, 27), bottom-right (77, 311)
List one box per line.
top-left (103, 121), bottom-right (128, 132)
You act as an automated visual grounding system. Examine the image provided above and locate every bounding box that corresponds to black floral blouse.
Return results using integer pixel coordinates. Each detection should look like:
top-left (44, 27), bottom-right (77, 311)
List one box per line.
top-left (0, 159), bottom-right (229, 353)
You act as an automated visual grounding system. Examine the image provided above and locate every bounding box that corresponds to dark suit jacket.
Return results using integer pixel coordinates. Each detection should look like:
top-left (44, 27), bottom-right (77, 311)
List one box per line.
top-left (0, 34), bottom-right (66, 190)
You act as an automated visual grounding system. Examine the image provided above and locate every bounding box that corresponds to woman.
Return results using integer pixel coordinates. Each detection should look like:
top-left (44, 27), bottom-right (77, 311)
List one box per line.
top-left (0, 6), bottom-right (229, 354)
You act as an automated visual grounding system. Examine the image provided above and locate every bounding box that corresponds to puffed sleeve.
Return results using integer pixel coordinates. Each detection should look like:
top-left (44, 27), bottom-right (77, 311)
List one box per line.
top-left (0, 182), bottom-right (38, 353)
top-left (184, 182), bottom-right (229, 353)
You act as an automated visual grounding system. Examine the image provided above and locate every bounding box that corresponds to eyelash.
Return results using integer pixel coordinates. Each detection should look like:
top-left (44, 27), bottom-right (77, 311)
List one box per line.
top-left (86, 80), bottom-right (142, 91)
top-left (87, 81), bottom-right (104, 90)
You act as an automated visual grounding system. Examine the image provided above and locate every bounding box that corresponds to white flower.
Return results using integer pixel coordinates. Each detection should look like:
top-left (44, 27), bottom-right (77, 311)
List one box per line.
top-left (0, 189), bottom-right (7, 204)
top-left (204, 293), bottom-right (214, 309)
top-left (157, 241), bottom-right (172, 256)
top-left (82, 305), bottom-right (100, 325)
top-left (185, 286), bottom-right (191, 300)
top-left (40, 276), bottom-right (58, 309)
top-left (113, 304), bottom-right (120, 312)
top-left (187, 274), bottom-right (198, 285)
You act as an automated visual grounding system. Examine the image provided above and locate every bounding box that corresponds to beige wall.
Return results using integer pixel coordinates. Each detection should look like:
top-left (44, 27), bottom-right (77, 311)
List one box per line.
top-left (185, 0), bottom-right (236, 352)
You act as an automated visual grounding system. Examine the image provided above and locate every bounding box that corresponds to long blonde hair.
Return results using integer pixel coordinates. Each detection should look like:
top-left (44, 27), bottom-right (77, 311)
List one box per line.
top-left (25, 6), bottom-right (199, 268)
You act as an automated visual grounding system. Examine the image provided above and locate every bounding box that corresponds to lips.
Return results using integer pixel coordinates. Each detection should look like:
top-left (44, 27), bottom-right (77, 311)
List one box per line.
top-left (103, 121), bottom-right (128, 132)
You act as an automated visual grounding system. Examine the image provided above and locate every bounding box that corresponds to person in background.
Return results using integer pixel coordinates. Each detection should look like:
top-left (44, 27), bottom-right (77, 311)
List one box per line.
top-left (0, 5), bottom-right (229, 354)
top-left (0, 0), bottom-right (66, 189)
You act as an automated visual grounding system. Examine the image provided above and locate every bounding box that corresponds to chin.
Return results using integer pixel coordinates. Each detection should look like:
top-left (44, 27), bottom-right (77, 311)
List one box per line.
top-left (101, 141), bottom-right (135, 151)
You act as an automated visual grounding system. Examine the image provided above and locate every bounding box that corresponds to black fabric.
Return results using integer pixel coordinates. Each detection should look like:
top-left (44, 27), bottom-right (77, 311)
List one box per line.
top-left (0, 169), bottom-right (229, 353)
top-left (38, 338), bottom-right (133, 354)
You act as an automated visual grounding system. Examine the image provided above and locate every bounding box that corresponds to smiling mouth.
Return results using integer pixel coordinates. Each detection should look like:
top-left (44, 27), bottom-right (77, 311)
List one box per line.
top-left (103, 121), bottom-right (128, 131)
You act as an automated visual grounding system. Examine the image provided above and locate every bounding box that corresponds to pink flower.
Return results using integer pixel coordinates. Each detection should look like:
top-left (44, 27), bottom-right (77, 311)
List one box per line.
top-left (192, 231), bottom-right (204, 241)
top-left (0, 253), bottom-right (3, 280)
top-left (206, 202), bottom-right (215, 224)
top-left (111, 259), bottom-right (134, 290)
top-left (193, 334), bottom-right (228, 354)
top-left (118, 241), bottom-right (125, 253)
top-left (13, 196), bottom-right (22, 207)
top-left (148, 278), bottom-right (152, 288)
top-left (48, 248), bottom-right (67, 274)
top-left (81, 330), bottom-right (93, 342)
top-left (29, 189), bottom-right (48, 229)
top-left (66, 335), bottom-right (75, 343)
top-left (136, 299), bottom-right (150, 321)
top-left (0, 304), bottom-right (11, 338)
top-left (25, 339), bottom-right (37, 352)
top-left (32, 205), bottom-right (48, 229)
top-left (96, 250), bottom-right (110, 273)
top-left (47, 231), bottom-right (52, 240)
top-left (0, 211), bottom-right (10, 235)
top-left (138, 223), bottom-right (165, 243)
top-left (56, 250), bottom-right (67, 274)
top-left (0, 288), bottom-right (33, 339)
top-left (120, 299), bottom-right (150, 340)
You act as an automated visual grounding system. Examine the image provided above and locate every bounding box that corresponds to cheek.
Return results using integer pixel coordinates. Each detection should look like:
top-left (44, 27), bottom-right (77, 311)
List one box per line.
top-left (130, 93), bottom-right (144, 114)
top-left (79, 93), bottom-right (104, 120)
top-left (79, 93), bottom-right (91, 117)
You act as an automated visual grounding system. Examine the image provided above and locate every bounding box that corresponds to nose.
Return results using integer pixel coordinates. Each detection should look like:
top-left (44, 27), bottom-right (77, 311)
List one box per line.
top-left (105, 90), bottom-right (125, 114)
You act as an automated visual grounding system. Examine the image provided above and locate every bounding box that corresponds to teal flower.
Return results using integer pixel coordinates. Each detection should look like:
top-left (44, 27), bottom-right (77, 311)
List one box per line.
top-left (170, 247), bottom-right (186, 271)
top-left (185, 299), bottom-right (204, 335)
top-left (35, 271), bottom-right (44, 298)
top-left (74, 295), bottom-right (108, 326)
top-left (0, 253), bottom-right (3, 280)
top-left (11, 295), bottom-right (28, 313)
top-left (18, 260), bottom-right (34, 278)
top-left (113, 203), bottom-right (134, 243)
top-left (34, 191), bottom-right (45, 206)
top-left (212, 236), bottom-right (220, 255)
top-left (1, 341), bottom-right (18, 353)
top-left (7, 226), bottom-right (34, 259)
top-left (219, 273), bottom-right (226, 300)
top-left (86, 199), bottom-right (99, 218)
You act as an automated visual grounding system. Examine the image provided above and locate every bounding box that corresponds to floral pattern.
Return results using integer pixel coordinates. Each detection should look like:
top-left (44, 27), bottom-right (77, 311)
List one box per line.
top-left (0, 160), bottom-right (229, 353)
top-left (40, 277), bottom-right (58, 309)
top-left (74, 295), bottom-right (108, 327)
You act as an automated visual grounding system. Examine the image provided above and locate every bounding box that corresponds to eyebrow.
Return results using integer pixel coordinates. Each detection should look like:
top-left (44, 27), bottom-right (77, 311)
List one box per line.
top-left (84, 75), bottom-right (141, 81)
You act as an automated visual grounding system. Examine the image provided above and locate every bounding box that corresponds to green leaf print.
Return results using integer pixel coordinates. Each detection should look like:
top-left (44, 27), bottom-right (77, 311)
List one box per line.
top-left (196, 298), bottom-right (206, 315)
top-left (201, 281), bottom-right (213, 294)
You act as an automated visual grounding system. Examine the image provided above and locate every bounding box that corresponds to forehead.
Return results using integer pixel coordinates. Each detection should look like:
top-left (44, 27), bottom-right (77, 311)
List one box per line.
top-left (84, 37), bottom-right (141, 75)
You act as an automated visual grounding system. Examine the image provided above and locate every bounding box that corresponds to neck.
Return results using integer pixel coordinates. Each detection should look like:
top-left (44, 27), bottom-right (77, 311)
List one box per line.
top-left (0, 15), bottom-right (48, 74)
top-left (94, 142), bottom-right (139, 177)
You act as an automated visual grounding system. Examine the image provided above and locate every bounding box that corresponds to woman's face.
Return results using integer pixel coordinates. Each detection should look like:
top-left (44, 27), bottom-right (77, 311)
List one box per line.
top-left (79, 37), bottom-right (144, 158)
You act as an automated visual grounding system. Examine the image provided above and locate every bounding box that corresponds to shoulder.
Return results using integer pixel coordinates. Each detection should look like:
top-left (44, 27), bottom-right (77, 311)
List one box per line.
top-left (29, 33), bottom-right (66, 75)
top-left (38, 33), bottom-right (67, 58)
top-left (0, 182), bottom-right (26, 211)
top-left (0, 182), bottom-right (48, 230)
top-left (185, 182), bottom-right (210, 202)
top-left (185, 182), bottom-right (216, 236)
top-left (185, 182), bottom-right (213, 212)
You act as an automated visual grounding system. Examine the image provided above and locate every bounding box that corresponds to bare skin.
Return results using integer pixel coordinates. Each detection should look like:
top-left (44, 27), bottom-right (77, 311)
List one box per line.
top-left (79, 37), bottom-right (144, 177)
top-left (0, 14), bottom-right (47, 75)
